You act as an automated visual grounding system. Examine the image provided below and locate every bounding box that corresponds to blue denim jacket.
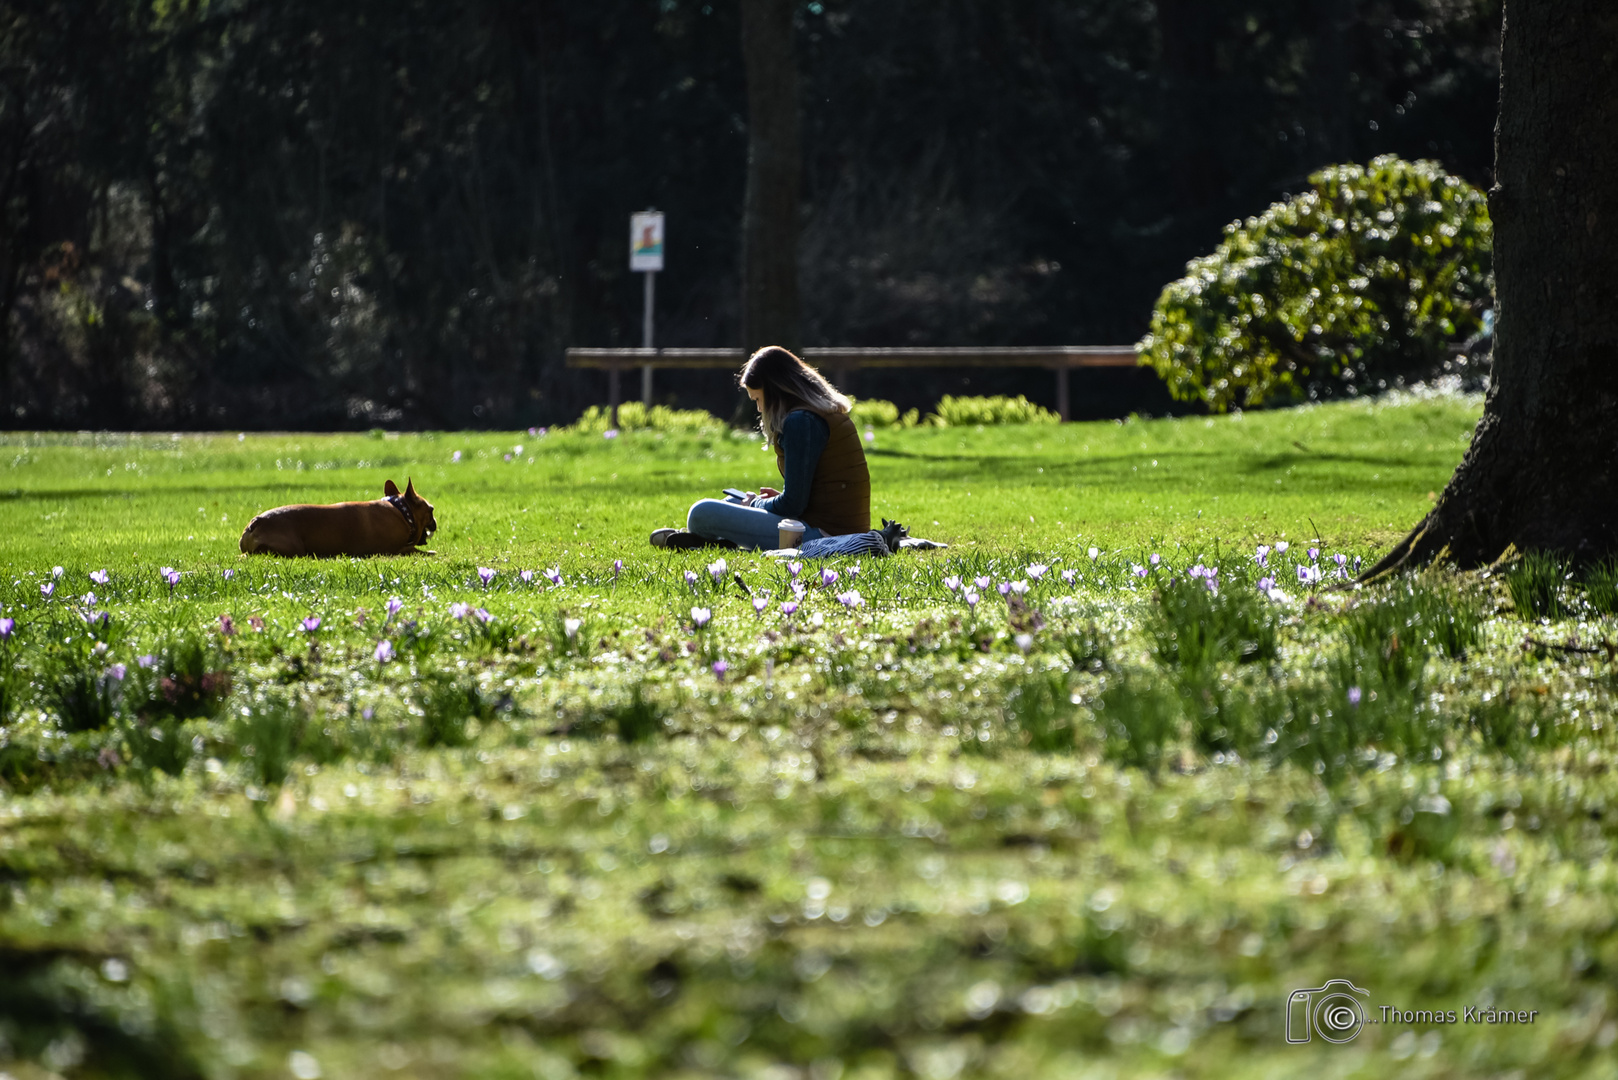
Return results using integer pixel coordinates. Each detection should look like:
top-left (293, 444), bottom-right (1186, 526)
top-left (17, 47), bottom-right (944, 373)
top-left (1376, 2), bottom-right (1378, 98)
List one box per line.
top-left (755, 409), bottom-right (829, 519)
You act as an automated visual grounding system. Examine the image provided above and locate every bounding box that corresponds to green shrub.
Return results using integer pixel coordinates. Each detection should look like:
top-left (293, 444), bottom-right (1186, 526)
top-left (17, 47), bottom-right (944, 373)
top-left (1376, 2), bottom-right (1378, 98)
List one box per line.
top-left (849, 399), bottom-right (919, 429)
top-left (927, 395), bottom-right (1060, 427)
top-left (571, 402), bottom-right (723, 433)
top-left (1138, 155), bottom-right (1492, 412)
top-left (1503, 552), bottom-right (1572, 621)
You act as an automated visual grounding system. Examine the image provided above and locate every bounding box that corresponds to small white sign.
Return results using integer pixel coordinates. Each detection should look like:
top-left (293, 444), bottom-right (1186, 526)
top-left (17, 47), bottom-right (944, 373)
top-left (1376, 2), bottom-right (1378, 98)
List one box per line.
top-left (630, 211), bottom-right (665, 271)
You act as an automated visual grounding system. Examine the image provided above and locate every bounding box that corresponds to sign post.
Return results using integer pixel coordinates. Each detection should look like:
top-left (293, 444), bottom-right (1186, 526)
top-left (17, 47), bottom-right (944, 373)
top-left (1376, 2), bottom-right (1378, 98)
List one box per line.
top-left (629, 210), bottom-right (665, 425)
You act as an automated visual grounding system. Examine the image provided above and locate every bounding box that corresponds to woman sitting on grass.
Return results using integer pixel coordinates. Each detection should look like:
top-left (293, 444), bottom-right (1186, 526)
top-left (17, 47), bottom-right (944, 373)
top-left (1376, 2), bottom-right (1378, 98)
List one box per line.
top-left (650, 346), bottom-right (871, 550)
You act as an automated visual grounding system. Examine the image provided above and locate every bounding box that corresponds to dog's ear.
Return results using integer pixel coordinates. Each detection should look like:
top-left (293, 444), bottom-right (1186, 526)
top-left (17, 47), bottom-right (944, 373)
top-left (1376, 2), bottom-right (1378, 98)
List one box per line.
top-left (404, 478), bottom-right (416, 500)
top-left (384, 480), bottom-right (400, 497)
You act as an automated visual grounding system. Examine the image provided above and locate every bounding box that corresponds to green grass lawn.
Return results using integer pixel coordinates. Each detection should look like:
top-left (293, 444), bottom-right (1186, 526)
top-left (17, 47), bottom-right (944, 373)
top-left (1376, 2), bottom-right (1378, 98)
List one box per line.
top-left (2, 393), bottom-right (1617, 1080)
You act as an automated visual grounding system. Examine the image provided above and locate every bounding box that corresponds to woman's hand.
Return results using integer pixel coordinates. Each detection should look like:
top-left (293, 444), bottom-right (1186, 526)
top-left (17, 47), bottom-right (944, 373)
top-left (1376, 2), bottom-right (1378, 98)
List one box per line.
top-left (758, 486), bottom-right (781, 500)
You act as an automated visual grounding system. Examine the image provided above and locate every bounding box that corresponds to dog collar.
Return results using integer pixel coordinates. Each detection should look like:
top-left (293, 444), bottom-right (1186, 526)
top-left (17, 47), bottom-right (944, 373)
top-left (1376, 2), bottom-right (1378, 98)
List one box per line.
top-left (387, 494), bottom-right (420, 544)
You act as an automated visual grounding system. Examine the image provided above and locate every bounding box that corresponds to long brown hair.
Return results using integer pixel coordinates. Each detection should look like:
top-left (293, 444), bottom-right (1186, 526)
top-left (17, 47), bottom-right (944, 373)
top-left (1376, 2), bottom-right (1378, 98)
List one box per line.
top-left (738, 346), bottom-right (851, 445)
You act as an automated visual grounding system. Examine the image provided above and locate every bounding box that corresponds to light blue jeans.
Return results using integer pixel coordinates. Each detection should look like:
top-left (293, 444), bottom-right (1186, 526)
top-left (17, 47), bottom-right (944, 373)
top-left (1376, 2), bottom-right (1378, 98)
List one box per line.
top-left (687, 497), bottom-right (825, 550)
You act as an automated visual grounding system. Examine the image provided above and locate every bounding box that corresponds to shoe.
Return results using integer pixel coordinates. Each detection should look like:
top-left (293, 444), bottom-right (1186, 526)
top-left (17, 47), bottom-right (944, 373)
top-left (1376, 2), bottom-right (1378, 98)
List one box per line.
top-left (649, 528), bottom-right (733, 550)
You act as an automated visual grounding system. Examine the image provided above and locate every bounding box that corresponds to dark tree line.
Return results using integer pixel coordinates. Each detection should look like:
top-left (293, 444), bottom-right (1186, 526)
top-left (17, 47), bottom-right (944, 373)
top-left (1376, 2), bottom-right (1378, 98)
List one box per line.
top-left (1, 0), bottom-right (1501, 429)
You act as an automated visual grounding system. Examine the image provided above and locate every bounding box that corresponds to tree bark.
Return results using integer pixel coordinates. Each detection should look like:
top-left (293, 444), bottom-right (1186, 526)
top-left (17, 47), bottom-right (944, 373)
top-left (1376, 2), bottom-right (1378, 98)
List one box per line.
top-left (1367, 0), bottom-right (1618, 575)
top-left (739, 0), bottom-right (801, 354)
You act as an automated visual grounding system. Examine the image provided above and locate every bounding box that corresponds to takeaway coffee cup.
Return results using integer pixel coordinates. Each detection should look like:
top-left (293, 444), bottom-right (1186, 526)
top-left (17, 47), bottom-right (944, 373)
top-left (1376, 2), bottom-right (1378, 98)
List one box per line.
top-left (777, 518), bottom-right (806, 549)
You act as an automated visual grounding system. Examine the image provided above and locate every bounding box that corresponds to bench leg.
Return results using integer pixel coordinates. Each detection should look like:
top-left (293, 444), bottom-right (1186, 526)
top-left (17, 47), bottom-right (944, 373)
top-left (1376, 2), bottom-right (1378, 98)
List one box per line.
top-left (1056, 367), bottom-right (1070, 422)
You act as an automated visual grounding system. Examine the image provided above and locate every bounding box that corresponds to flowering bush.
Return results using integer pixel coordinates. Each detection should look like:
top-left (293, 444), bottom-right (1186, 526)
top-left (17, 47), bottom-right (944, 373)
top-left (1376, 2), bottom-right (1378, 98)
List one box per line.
top-left (1138, 155), bottom-right (1492, 411)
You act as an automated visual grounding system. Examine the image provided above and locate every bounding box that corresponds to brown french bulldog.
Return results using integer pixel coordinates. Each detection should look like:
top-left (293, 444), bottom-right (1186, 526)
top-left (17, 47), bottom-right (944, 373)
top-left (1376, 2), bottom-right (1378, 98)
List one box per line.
top-left (239, 479), bottom-right (437, 558)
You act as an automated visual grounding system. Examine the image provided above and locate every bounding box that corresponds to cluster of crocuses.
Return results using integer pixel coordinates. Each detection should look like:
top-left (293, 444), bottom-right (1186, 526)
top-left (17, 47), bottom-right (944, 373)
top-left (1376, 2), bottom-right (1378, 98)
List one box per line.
top-left (517, 567), bottom-right (567, 588)
top-left (1254, 541), bottom-right (1361, 592)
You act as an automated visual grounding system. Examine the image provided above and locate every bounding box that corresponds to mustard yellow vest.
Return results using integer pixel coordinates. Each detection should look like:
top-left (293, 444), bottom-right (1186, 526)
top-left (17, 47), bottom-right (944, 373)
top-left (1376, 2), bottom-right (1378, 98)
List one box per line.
top-left (773, 407), bottom-right (871, 536)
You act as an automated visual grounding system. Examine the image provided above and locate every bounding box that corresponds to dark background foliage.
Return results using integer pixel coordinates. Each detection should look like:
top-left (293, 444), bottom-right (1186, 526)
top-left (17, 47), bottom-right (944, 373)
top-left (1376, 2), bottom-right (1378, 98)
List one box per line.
top-left (0, 0), bottom-right (1501, 429)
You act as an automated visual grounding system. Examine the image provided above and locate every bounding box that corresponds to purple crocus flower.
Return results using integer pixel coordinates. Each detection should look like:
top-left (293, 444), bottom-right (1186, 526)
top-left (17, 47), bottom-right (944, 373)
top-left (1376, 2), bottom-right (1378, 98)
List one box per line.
top-left (1257, 576), bottom-right (1275, 593)
top-left (520, 569), bottom-right (534, 583)
top-left (1087, 547), bottom-right (1100, 561)
top-left (712, 660), bottom-right (729, 680)
top-left (708, 558), bottom-right (728, 583)
top-left (837, 590), bottom-right (864, 609)
top-left (1334, 552), bottom-right (1348, 569)
top-left (478, 567), bottom-right (496, 586)
top-left (473, 608), bottom-right (493, 624)
top-left (385, 597), bottom-right (404, 619)
top-left (374, 640), bottom-right (395, 663)
top-left (1061, 569), bottom-right (1077, 584)
top-left (222, 568), bottom-right (235, 580)
top-left (684, 569), bottom-right (699, 589)
top-left (219, 614), bottom-right (236, 636)
top-left (1353, 555), bottom-right (1363, 574)
top-left (52, 566), bottom-right (63, 579)
top-left (1308, 547), bottom-right (1320, 563)
top-left (781, 600), bottom-right (799, 616)
top-left (1275, 541), bottom-right (1289, 554)
top-left (788, 561), bottom-right (802, 578)
top-left (753, 596), bottom-right (768, 614)
top-left (452, 450), bottom-right (463, 462)
top-left (847, 563), bottom-right (861, 580)
top-left (301, 616), bottom-right (321, 632)
top-left (964, 591), bottom-right (980, 609)
top-left (1027, 563), bottom-right (1049, 580)
top-left (40, 582), bottom-right (54, 599)
top-left (138, 654), bottom-right (157, 668)
top-left (83, 592), bottom-right (97, 607)
top-left (106, 663), bottom-right (127, 681)
top-left (564, 618), bottom-right (582, 640)
top-left (691, 606), bottom-right (711, 628)
top-left (0, 617), bottom-right (14, 640)
top-left (90, 569), bottom-right (109, 585)
top-left (974, 575), bottom-right (991, 590)
top-left (1347, 686), bottom-right (1362, 707)
top-left (450, 602), bottom-right (471, 620)
top-left (603, 429), bottom-right (619, 440)
top-left (820, 568), bottom-right (839, 588)
top-left (1131, 564), bottom-right (1147, 579)
top-left (944, 576), bottom-right (961, 593)
top-left (1255, 545), bottom-right (1270, 567)
top-left (1149, 553), bottom-right (1161, 567)
top-left (545, 567), bottom-right (562, 586)
top-left (613, 559), bottom-right (623, 580)
top-left (998, 581), bottom-right (1012, 596)
top-left (1297, 565), bottom-right (1319, 584)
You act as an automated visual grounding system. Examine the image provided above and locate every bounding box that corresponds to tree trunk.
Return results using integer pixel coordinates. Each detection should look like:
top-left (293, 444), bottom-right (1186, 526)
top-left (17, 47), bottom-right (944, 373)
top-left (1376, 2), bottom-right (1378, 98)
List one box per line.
top-left (1368, 0), bottom-right (1618, 575)
top-left (739, 0), bottom-right (801, 354)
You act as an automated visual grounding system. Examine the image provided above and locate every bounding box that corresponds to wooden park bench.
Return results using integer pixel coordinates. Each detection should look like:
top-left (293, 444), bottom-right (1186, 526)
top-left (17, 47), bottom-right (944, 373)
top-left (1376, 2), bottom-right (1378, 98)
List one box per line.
top-left (564, 346), bottom-right (1140, 426)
